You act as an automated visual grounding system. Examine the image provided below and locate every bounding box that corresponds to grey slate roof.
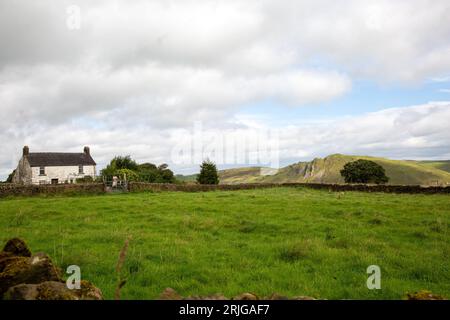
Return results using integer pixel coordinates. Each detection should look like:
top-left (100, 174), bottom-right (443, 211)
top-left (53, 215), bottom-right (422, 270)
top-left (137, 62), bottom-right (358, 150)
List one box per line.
top-left (26, 153), bottom-right (96, 167)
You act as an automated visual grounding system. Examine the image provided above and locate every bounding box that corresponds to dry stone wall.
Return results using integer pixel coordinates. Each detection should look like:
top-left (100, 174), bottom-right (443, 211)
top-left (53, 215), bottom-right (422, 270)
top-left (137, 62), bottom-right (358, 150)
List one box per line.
top-left (0, 181), bottom-right (449, 198)
top-left (0, 183), bottom-right (104, 198)
top-left (129, 182), bottom-right (450, 194)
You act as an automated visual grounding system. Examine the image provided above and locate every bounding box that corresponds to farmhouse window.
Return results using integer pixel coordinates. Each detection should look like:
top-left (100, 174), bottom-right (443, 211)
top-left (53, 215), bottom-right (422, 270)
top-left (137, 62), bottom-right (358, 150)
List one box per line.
top-left (79, 165), bottom-right (84, 174)
top-left (39, 166), bottom-right (45, 175)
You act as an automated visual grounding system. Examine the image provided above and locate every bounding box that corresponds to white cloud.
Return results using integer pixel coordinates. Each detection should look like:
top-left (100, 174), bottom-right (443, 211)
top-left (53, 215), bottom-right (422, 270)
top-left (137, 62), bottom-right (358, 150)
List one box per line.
top-left (2, 101), bottom-right (450, 179)
top-left (432, 76), bottom-right (450, 83)
top-left (0, 63), bottom-right (350, 131)
top-left (274, 101), bottom-right (450, 162)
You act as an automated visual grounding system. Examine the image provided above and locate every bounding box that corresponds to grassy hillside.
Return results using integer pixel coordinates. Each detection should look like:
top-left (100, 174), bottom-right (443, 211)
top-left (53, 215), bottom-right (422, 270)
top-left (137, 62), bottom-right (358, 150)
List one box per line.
top-left (416, 160), bottom-right (450, 174)
top-left (0, 188), bottom-right (448, 299)
top-left (218, 167), bottom-right (267, 184)
top-left (215, 154), bottom-right (450, 186)
top-left (177, 167), bottom-right (268, 184)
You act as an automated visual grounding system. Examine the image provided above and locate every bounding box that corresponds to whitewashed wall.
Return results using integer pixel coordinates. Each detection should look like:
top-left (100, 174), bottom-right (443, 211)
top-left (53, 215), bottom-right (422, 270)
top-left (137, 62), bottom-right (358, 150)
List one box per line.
top-left (30, 165), bottom-right (96, 184)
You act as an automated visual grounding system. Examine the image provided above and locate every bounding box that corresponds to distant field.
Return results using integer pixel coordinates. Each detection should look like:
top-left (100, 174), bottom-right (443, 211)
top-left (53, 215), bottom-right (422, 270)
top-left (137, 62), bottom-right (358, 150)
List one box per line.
top-left (0, 188), bottom-right (449, 299)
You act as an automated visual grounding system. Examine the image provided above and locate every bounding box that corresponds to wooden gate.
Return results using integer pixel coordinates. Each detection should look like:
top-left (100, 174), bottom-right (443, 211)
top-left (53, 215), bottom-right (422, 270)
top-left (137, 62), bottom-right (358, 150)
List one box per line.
top-left (103, 175), bottom-right (128, 192)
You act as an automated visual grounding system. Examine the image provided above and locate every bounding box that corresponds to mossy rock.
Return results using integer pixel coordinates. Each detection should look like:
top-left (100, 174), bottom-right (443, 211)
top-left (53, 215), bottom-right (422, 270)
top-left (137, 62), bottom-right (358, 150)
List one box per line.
top-left (75, 280), bottom-right (103, 300)
top-left (0, 253), bottom-right (61, 297)
top-left (2, 238), bottom-right (32, 257)
top-left (4, 280), bottom-right (103, 300)
top-left (4, 281), bottom-right (76, 300)
top-left (233, 293), bottom-right (259, 300)
top-left (0, 252), bottom-right (15, 273)
top-left (159, 287), bottom-right (182, 300)
top-left (158, 288), bottom-right (316, 301)
top-left (0, 238), bottom-right (102, 300)
top-left (266, 293), bottom-right (290, 300)
top-left (406, 290), bottom-right (446, 300)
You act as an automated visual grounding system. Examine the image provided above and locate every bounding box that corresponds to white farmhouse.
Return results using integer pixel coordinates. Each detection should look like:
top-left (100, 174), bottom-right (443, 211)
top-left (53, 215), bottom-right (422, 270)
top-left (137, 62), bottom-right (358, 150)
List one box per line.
top-left (12, 146), bottom-right (97, 185)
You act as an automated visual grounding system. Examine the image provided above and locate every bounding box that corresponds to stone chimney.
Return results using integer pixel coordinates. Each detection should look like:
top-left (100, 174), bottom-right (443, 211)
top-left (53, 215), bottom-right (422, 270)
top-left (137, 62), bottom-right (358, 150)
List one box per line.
top-left (23, 146), bottom-right (29, 156)
top-left (84, 146), bottom-right (90, 155)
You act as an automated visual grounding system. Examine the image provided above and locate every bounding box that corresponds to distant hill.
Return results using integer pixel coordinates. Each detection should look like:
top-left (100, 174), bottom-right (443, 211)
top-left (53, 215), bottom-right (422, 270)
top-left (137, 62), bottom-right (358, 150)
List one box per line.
top-left (415, 160), bottom-right (450, 173)
top-left (257, 154), bottom-right (450, 186)
top-left (177, 154), bottom-right (450, 186)
top-left (176, 167), bottom-right (270, 183)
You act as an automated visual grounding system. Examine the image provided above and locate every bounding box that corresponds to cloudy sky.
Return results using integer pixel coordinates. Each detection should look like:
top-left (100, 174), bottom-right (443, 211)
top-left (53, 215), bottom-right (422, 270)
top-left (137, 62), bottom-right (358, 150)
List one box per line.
top-left (1, 0), bottom-right (450, 179)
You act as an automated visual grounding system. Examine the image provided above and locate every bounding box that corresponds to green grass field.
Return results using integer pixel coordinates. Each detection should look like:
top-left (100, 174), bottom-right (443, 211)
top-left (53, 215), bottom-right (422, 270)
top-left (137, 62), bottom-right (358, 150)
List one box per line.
top-left (0, 187), bottom-right (449, 299)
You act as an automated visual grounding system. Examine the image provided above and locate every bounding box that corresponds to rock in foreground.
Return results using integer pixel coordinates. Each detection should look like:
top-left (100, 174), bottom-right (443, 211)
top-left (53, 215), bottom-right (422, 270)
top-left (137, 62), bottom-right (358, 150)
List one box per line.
top-left (4, 280), bottom-right (103, 300)
top-left (406, 290), bottom-right (446, 300)
top-left (0, 238), bottom-right (102, 300)
top-left (159, 288), bottom-right (316, 300)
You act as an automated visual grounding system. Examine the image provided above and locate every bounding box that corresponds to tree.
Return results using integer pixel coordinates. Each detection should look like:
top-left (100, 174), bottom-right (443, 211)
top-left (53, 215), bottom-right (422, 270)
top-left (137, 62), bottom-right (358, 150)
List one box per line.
top-left (340, 159), bottom-right (389, 184)
top-left (137, 163), bottom-right (175, 183)
top-left (112, 156), bottom-right (138, 171)
top-left (138, 163), bottom-right (158, 172)
top-left (155, 163), bottom-right (175, 183)
top-left (101, 156), bottom-right (138, 177)
top-left (197, 160), bottom-right (219, 185)
top-left (101, 156), bottom-right (176, 183)
top-left (157, 166), bottom-right (175, 183)
top-left (117, 168), bottom-right (139, 181)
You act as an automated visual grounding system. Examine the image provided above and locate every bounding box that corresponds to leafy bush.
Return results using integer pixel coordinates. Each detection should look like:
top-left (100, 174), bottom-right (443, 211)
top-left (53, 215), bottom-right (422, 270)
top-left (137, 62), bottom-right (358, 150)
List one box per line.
top-left (114, 156), bottom-right (139, 171)
top-left (101, 156), bottom-right (176, 183)
top-left (117, 169), bottom-right (139, 181)
top-left (197, 160), bottom-right (219, 185)
top-left (75, 176), bottom-right (94, 183)
top-left (101, 156), bottom-right (138, 177)
top-left (138, 163), bottom-right (175, 183)
top-left (340, 159), bottom-right (389, 184)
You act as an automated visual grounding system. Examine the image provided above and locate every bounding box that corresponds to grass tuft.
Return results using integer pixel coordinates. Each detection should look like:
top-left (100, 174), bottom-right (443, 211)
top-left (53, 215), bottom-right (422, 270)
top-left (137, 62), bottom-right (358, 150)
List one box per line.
top-left (279, 242), bottom-right (310, 262)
